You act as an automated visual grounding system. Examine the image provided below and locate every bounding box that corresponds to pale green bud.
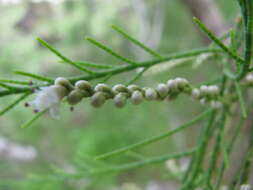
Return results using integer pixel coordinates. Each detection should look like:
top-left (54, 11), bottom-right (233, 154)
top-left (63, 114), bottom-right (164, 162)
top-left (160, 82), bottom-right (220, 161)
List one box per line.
top-left (51, 85), bottom-right (68, 100)
top-left (127, 84), bottom-right (140, 92)
top-left (208, 85), bottom-right (219, 96)
top-left (114, 93), bottom-right (127, 108)
top-left (145, 88), bottom-right (157, 101)
top-left (75, 80), bottom-right (91, 91)
top-left (131, 91), bottom-right (143, 105)
top-left (91, 92), bottom-right (106, 108)
top-left (67, 89), bottom-right (84, 105)
top-left (54, 77), bottom-right (72, 91)
top-left (94, 83), bottom-right (111, 92)
top-left (156, 83), bottom-right (169, 97)
top-left (191, 88), bottom-right (201, 99)
top-left (112, 84), bottom-right (128, 93)
top-left (167, 79), bottom-right (177, 90)
top-left (246, 74), bottom-right (253, 85)
top-left (200, 85), bottom-right (209, 95)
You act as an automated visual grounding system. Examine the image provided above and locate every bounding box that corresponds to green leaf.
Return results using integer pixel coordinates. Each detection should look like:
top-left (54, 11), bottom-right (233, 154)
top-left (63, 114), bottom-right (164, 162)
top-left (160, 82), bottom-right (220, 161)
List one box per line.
top-left (20, 109), bottom-right (47, 129)
top-left (235, 81), bottom-right (247, 118)
top-left (85, 36), bottom-right (137, 65)
top-left (15, 71), bottom-right (53, 83)
top-left (111, 25), bottom-right (162, 58)
top-left (0, 92), bottom-right (30, 116)
top-left (193, 17), bottom-right (244, 64)
top-left (37, 38), bottom-right (96, 74)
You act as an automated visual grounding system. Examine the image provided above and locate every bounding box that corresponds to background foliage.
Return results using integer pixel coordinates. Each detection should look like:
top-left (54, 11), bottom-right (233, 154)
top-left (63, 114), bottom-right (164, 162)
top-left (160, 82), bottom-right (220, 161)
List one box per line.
top-left (0, 0), bottom-right (247, 189)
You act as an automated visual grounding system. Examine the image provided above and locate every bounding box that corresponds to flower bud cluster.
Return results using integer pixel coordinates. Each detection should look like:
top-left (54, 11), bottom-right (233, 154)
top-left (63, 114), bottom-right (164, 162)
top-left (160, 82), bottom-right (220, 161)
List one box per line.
top-left (191, 85), bottom-right (222, 109)
top-left (27, 77), bottom-right (223, 118)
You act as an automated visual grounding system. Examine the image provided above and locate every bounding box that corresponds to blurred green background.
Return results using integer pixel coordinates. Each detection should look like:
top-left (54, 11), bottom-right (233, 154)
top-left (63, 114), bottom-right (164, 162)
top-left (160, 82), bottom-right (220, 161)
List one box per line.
top-left (0, 0), bottom-right (238, 189)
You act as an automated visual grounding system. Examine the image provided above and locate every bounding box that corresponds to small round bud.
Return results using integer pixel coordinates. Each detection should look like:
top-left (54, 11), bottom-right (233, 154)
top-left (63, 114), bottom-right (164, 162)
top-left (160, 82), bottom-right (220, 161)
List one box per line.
top-left (94, 83), bottom-right (111, 92)
top-left (91, 92), bottom-right (106, 108)
top-left (245, 74), bottom-right (253, 85)
top-left (156, 83), bottom-right (169, 97)
top-left (131, 91), bottom-right (143, 105)
top-left (200, 85), bottom-right (209, 95)
top-left (191, 88), bottom-right (201, 99)
top-left (54, 77), bottom-right (71, 90)
top-left (175, 78), bottom-right (189, 89)
top-left (127, 84), bottom-right (140, 92)
top-left (208, 85), bottom-right (219, 95)
top-left (75, 80), bottom-right (91, 91)
top-left (51, 85), bottom-right (68, 100)
top-left (167, 79), bottom-right (177, 90)
top-left (114, 93), bottom-right (127, 108)
top-left (112, 84), bottom-right (128, 93)
top-left (144, 88), bottom-right (158, 101)
top-left (210, 101), bottom-right (223, 109)
top-left (67, 89), bottom-right (84, 105)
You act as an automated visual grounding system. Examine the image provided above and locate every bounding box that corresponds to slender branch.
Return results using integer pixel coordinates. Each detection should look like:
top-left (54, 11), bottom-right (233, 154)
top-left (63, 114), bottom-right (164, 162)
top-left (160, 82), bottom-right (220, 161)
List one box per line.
top-left (0, 92), bottom-right (30, 116)
top-left (37, 38), bottom-right (96, 74)
top-left (85, 37), bottom-right (137, 65)
top-left (193, 17), bottom-right (245, 64)
top-left (111, 25), bottom-right (163, 58)
top-left (237, 0), bottom-right (253, 79)
top-left (95, 109), bottom-right (211, 160)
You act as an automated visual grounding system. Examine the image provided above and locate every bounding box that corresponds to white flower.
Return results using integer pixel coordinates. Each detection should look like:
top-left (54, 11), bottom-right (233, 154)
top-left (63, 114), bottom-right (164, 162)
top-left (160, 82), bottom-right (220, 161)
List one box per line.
top-left (29, 85), bottom-right (68, 119)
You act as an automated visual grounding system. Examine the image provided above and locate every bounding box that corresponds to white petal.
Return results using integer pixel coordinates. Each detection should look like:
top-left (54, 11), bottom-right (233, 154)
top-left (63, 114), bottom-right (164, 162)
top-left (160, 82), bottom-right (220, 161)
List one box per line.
top-left (49, 104), bottom-right (60, 120)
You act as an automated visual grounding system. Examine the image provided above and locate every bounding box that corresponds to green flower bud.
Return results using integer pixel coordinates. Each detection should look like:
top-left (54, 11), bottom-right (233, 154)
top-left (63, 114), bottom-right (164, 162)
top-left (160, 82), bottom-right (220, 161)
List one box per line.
top-left (127, 84), bottom-right (140, 92)
top-left (191, 88), bottom-right (201, 99)
top-left (131, 91), bottom-right (143, 105)
top-left (94, 83), bottom-right (111, 92)
top-left (51, 85), bottom-right (68, 99)
top-left (54, 77), bottom-right (72, 91)
top-left (75, 80), bottom-right (92, 91)
top-left (67, 89), bottom-right (84, 105)
top-left (114, 93), bottom-right (127, 108)
top-left (156, 83), bottom-right (169, 98)
top-left (145, 88), bottom-right (157, 101)
top-left (91, 92), bottom-right (106, 108)
top-left (112, 84), bottom-right (128, 93)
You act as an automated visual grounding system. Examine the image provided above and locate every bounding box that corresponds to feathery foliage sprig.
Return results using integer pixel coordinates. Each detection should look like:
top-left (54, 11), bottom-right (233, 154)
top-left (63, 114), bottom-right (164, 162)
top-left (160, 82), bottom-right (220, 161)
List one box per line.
top-left (1, 1), bottom-right (253, 188)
